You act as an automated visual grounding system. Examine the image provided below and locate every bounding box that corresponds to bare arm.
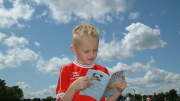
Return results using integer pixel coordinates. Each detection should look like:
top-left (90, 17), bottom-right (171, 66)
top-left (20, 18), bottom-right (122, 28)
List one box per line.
top-left (60, 77), bottom-right (94, 101)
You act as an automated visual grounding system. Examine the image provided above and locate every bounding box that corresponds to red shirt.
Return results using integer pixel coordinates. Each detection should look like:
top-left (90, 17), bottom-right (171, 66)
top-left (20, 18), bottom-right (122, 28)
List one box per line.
top-left (56, 61), bottom-right (109, 101)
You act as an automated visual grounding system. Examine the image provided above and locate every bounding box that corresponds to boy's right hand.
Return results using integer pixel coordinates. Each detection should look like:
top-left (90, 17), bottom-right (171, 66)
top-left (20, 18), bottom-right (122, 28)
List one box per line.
top-left (70, 77), bottom-right (94, 91)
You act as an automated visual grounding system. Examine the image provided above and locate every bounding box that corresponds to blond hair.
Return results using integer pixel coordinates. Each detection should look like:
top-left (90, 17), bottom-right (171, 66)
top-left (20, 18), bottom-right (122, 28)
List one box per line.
top-left (72, 23), bottom-right (99, 46)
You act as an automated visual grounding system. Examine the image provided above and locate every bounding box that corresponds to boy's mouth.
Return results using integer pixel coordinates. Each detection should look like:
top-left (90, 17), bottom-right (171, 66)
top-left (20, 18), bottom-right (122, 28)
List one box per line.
top-left (88, 58), bottom-right (94, 61)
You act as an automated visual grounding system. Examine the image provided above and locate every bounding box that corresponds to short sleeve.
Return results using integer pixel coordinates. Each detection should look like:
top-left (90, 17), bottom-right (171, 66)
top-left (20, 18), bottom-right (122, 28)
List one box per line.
top-left (104, 67), bottom-right (110, 76)
top-left (56, 66), bottom-right (70, 100)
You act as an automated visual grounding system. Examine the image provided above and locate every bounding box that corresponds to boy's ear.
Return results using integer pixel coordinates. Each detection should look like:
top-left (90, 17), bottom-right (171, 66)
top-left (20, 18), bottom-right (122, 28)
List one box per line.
top-left (70, 45), bottom-right (76, 54)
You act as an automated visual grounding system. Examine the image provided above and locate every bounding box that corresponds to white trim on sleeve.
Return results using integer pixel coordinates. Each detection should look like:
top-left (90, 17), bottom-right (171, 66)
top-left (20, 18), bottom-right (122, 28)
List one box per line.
top-left (56, 93), bottom-right (64, 99)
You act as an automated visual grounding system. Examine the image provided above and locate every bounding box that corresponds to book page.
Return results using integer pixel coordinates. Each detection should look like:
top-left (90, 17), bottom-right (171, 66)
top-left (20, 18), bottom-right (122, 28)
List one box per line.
top-left (79, 69), bottom-right (110, 101)
top-left (102, 70), bottom-right (124, 98)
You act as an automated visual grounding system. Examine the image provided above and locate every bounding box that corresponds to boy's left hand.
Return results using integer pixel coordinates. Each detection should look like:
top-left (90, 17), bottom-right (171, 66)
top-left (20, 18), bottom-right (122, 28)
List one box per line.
top-left (114, 75), bottom-right (126, 93)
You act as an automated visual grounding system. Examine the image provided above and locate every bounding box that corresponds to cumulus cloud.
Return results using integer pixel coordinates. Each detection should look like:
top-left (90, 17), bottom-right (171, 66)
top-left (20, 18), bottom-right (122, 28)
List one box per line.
top-left (17, 23), bottom-right (25, 29)
top-left (106, 57), bottom-right (180, 95)
top-left (0, 32), bottom-right (6, 42)
top-left (36, 10), bottom-right (48, 18)
top-left (0, 0), bottom-right (3, 4)
top-left (98, 38), bottom-right (128, 61)
top-left (129, 11), bottom-right (140, 19)
top-left (106, 15), bottom-right (113, 23)
top-left (98, 22), bottom-right (167, 61)
top-left (122, 22), bottom-right (167, 50)
top-left (124, 68), bottom-right (180, 95)
top-left (33, 0), bottom-right (130, 24)
top-left (35, 41), bottom-right (40, 48)
top-left (3, 35), bottom-right (29, 47)
top-left (36, 57), bottom-right (72, 74)
top-left (0, 47), bottom-right (38, 70)
top-left (0, 34), bottom-right (38, 70)
top-left (24, 85), bottom-right (56, 99)
top-left (17, 81), bottom-right (30, 90)
top-left (107, 56), bottom-right (155, 75)
top-left (0, 0), bottom-right (34, 28)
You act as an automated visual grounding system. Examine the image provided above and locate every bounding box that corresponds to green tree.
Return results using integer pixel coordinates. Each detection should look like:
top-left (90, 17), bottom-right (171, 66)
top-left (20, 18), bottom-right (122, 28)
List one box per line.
top-left (169, 89), bottom-right (178, 101)
top-left (6, 86), bottom-right (24, 100)
top-left (0, 78), bottom-right (24, 100)
top-left (33, 98), bottom-right (41, 101)
top-left (0, 79), bottom-right (7, 99)
top-left (165, 91), bottom-right (171, 100)
top-left (134, 94), bottom-right (141, 100)
top-left (158, 92), bottom-right (166, 101)
top-left (46, 96), bottom-right (53, 101)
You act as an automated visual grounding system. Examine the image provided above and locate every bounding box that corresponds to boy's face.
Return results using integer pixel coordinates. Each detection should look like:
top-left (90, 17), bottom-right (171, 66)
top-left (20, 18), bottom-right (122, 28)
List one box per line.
top-left (71, 36), bottom-right (99, 65)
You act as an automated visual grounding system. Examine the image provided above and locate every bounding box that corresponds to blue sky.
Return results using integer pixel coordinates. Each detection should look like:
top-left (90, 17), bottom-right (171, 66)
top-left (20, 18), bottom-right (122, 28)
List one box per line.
top-left (0, 0), bottom-right (180, 99)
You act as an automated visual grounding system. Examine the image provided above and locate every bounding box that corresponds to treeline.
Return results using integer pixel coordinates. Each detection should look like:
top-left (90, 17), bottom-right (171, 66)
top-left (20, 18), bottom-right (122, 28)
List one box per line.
top-left (123, 89), bottom-right (178, 101)
top-left (0, 79), bottom-right (55, 101)
top-left (22, 96), bottom-right (56, 101)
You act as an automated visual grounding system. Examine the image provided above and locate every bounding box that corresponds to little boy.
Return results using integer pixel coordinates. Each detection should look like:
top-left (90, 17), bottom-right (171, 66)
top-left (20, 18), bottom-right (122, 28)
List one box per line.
top-left (56, 23), bottom-right (126, 101)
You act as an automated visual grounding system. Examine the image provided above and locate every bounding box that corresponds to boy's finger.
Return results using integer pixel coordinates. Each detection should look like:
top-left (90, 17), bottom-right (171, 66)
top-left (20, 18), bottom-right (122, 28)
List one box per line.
top-left (121, 75), bottom-right (125, 80)
top-left (114, 81), bottom-right (120, 86)
top-left (85, 77), bottom-right (94, 80)
top-left (88, 81), bottom-right (94, 85)
top-left (85, 81), bottom-right (94, 86)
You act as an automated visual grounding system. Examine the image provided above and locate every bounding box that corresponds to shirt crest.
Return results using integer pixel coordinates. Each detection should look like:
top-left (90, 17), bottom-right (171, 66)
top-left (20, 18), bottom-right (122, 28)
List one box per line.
top-left (72, 71), bottom-right (79, 77)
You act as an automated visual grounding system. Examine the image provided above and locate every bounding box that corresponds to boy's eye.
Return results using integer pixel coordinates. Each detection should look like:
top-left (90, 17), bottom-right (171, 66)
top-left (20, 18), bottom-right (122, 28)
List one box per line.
top-left (84, 51), bottom-right (89, 53)
top-left (94, 50), bottom-right (97, 51)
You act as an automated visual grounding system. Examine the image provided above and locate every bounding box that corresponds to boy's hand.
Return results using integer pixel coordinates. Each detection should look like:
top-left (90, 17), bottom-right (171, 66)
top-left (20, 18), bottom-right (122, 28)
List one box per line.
top-left (114, 75), bottom-right (126, 93)
top-left (70, 77), bottom-right (94, 91)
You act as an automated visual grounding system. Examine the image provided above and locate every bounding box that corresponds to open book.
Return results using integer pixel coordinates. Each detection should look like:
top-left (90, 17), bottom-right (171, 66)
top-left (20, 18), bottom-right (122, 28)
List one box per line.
top-left (79, 69), bottom-right (124, 101)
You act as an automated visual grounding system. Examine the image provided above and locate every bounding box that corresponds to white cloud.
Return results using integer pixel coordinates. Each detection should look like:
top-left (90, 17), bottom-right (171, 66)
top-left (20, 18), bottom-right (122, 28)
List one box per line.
top-left (42, 10), bottom-right (47, 16)
top-left (3, 35), bottom-right (29, 47)
top-left (107, 56), bottom-right (155, 75)
top-left (0, 34), bottom-right (38, 70)
top-left (0, 47), bottom-right (38, 70)
top-left (45, 19), bottom-right (53, 23)
top-left (0, 0), bottom-right (34, 28)
top-left (17, 23), bottom-right (25, 29)
top-left (118, 16), bottom-right (124, 22)
top-left (98, 22), bottom-right (167, 61)
top-left (98, 38), bottom-right (128, 61)
top-left (24, 85), bottom-right (56, 99)
top-left (36, 57), bottom-right (72, 74)
top-left (107, 57), bottom-right (180, 95)
top-left (33, 0), bottom-right (130, 24)
top-left (117, 16), bottom-right (124, 24)
top-left (122, 22), bottom-right (167, 50)
top-left (17, 81), bottom-right (30, 90)
top-left (0, 32), bottom-right (6, 42)
top-left (35, 41), bottom-right (40, 48)
top-left (129, 11), bottom-right (140, 20)
top-left (124, 68), bottom-right (180, 95)
top-left (102, 30), bottom-right (106, 39)
top-left (0, 0), bottom-right (3, 4)
top-left (36, 10), bottom-right (48, 18)
top-left (106, 15), bottom-right (113, 23)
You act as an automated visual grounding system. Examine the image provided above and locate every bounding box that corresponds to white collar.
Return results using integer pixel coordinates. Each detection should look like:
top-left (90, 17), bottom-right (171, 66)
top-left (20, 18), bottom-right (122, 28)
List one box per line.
top-left (73, 60), bottom-right (94, 68)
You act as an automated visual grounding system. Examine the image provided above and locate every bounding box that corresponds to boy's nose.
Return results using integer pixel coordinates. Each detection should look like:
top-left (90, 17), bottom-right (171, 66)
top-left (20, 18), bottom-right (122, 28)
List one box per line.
top-left (89, 51), bottom-right (94, 57)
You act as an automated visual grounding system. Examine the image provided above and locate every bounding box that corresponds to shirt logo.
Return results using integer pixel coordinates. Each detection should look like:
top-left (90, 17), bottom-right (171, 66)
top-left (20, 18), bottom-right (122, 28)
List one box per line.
top-left (72, 71), bottom-right (79, 77)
